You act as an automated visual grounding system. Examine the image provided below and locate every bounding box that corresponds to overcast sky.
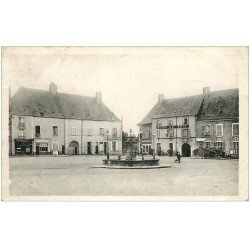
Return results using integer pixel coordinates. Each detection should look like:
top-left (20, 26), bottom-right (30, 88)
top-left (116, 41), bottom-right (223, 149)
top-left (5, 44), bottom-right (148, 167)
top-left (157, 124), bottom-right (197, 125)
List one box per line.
top-left (4, 47), bottom-right (247, 133)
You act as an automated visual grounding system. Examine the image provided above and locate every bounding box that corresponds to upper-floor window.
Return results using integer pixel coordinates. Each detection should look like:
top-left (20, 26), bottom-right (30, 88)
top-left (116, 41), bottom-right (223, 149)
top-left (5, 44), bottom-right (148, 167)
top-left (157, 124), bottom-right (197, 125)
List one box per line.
top-left (157, 129), bottom-right (161, 138)
top-left (53, 126), bottom-right (58, 136)
top-left (232, 123), bottom-right (239, 136)
top-left (216, 124), bottom-right (223, 137)
top-left (113, 128), bottom-right (117, 136)
top-left (71, 127), bottom-right (77, 136)
top-left (35, 126), bottom-right (40, 137)
top-left (86, 127), bottom-right (92, 136)
top-left (202, 124), bottom-right (211, 136)
top-left (100, 128), bottom-right (104, 135)
top-left (183, 117), bottom-right (188, 125)
top-left (167, 129), bottom-right (174, 138)
top-left (156, 120), bottom-right (161, 128)
top-left (168, 119), bottom-right (173, 126)
top-left (182, 128), bottom-right (189, 138)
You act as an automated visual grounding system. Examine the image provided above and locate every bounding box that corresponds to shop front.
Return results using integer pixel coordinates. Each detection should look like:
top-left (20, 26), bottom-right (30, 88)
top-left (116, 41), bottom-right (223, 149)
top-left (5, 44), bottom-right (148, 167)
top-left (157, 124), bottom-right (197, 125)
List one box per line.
top-left (14, 138), bottom-right (33, 155)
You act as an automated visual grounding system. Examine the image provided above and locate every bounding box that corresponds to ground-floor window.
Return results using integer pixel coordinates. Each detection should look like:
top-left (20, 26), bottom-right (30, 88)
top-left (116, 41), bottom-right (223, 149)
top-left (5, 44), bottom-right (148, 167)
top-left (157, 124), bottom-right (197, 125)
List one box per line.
top-left (169, 143), bottom-right (173, 150)
top-left (198, 141), bottom-right (204, 148)
top-left (233, 142), bottom-right (239, 154)
top-left (205, 142), bottom-right (211, 148)
top-left (40, 143), bottom-right (49, 152)
top-left (216, 142), bottom-right (223, 150)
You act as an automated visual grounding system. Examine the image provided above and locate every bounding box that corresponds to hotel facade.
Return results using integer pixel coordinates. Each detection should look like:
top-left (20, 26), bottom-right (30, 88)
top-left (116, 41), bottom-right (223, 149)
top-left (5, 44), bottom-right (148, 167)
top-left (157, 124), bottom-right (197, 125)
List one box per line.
top-left (138, 87), bottom-right (239, 157)
top-left (9, 83), bottom-right (122, 156)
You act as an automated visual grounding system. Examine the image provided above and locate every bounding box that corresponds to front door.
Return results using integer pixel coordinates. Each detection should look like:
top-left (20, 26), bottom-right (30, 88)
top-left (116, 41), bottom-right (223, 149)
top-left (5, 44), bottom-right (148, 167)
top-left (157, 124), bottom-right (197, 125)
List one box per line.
top-left (182, 143), bottom-right (191, 157)
top-left (95, 143), bottom-right (99, 154)
top-left (36, 145), bottom-right (39, 155)
top-left (87, 142), bottom-right (92, 155)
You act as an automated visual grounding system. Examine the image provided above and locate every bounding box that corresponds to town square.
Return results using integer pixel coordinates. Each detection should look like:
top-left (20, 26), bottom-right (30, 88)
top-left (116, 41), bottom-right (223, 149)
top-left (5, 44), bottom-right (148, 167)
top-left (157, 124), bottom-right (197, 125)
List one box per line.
top-left (3, 46), bottom-right (246, 199)
top-left (9, 155), bottom-right (238, 196)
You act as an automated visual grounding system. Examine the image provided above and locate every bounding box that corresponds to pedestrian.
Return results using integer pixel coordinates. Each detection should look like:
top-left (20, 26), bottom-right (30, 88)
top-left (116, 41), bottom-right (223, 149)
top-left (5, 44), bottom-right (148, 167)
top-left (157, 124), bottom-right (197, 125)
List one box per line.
top-left (175, 151), bottom-right (181, 163)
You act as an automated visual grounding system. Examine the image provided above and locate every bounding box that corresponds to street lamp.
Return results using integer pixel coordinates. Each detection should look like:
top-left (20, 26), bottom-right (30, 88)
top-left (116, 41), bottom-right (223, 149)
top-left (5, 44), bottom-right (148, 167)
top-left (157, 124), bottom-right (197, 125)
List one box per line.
top-left (106, 129), bottom-right (109, 160)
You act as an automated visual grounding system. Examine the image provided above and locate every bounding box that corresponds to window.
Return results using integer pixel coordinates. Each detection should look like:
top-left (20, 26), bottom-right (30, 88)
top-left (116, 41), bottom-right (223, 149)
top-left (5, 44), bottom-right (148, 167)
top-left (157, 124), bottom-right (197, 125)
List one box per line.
top-left (233, 142), bottom-right (239, 154)
top-left (71, 127), bottom-right (77, 136)
top-left (157, 129), bottom-right (161, 138)
top-left (39, 142), bottom-right (48, 152)
top-left (100, 128), bottom-right (104, 135)
top-left (217, 142), bottom-right (223, 150)
top-left (183, 117), bottom-right (188, 125)
top-left (168, 119), bottom-right (173, 126)
top-left (146, 145), bottom-right (149, 152)
top-left (113, 128), bottom-right (117, 136)
top-left (198, 141), bottom-right (204, 148)
top-left (143, 146), bottom-right (145, 152)
top-left (143, 130), bottom-right (149, 139)
top-left (167, 129), bottom-right (174, 138)
top-left (87, 128), bottom-right (93, 135)
top-left (35, 126), bottom-right (40, 137)
top-left (205, 142), bottom-right (211, 148)
top-left (205, 125), bottom-right (211, 135)
top-left (232, 123), bottom-right (239, 136)
top-left (201, 125), bottom-right (205, 137)
top-left (182, 128), bottom-right (189, 138)
top-left (53, 126), bottom-right (58, 136)
top-left (169, 143), bottom-right (173, 150)
top-left (112, 142), bottom-right (117, 151)
top-left (156, 120), bottom-right (161, 128)
top-left (216, 124), bottom-right (223, 137)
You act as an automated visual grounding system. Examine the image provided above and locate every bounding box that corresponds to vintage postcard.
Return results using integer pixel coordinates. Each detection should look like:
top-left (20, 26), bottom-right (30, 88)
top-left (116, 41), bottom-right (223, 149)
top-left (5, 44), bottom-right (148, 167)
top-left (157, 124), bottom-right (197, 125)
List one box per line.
top-left (1, 46), bottom-right (248, 201)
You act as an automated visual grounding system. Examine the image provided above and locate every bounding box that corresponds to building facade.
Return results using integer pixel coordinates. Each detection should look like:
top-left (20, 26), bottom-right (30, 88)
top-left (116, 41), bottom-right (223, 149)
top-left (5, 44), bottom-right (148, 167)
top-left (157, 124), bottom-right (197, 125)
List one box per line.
top-left (138, 87), bottom-right (239, 157)
top-left (9, 83), bottom-right (122, 155)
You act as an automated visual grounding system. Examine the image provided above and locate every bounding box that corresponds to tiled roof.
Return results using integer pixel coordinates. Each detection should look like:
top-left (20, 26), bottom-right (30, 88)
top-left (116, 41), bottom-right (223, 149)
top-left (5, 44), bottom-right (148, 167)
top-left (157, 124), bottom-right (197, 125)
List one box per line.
top-left (138, 94), bottom-right (204, 125)
top-left (198, 88), bottom-right (239, 120)
top-left (138, 88), bottom-right (239, 125)
top-left (10, 87), bottom-right (121, 122)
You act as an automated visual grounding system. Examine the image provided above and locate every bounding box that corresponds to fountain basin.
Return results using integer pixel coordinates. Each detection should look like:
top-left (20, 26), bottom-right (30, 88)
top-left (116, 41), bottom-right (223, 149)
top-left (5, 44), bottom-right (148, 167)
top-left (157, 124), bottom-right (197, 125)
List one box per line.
top-left (103, 159), bottom-right (160, 167)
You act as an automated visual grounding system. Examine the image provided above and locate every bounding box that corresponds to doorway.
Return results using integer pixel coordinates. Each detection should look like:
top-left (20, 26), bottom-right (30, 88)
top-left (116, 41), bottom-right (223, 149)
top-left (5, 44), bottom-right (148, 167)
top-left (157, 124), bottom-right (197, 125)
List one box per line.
top-left (69, 141), bottom-right (79, 155)
top-left (95, 142), bottom-right (99, 154)
top-left (87, 142), bottom-right (92, 155)
top-left (36, 145), bottom-right (40, 155)
top-left (182, 143), bottom-right (191, 157)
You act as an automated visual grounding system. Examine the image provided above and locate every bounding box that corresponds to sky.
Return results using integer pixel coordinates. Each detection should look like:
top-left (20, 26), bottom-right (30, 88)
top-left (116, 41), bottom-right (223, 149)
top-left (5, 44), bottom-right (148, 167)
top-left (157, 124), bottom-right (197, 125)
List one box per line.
top-left (3, 47), bottom-right (247, 133)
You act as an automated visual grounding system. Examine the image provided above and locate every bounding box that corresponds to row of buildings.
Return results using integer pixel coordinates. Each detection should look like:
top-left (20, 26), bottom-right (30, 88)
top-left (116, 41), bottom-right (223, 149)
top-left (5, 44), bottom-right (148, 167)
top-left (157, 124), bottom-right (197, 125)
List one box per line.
top-left (9, 83), bottom-right (122, 155)
top-left (138, 87), bottom-right (239, 157)
top-left (9, 83), bottom-right (239, 157)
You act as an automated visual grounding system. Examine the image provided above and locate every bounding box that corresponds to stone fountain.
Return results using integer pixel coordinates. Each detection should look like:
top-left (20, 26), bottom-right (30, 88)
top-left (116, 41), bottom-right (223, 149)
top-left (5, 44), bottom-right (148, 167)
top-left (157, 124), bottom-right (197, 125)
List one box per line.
top-left (103, 130), bottom-right (159, 167)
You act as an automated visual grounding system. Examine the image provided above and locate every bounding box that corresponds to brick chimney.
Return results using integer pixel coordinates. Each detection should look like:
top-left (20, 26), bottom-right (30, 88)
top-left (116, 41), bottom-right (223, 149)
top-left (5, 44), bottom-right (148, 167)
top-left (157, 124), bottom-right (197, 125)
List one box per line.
top-left (96, 91), bottom-right (102, 104)
top-left (49, 82), bottom-right (57, 95)
top-left (203, 87), bottom-right (210, 94)
top-left (158, 94), bottom-right (164, 103)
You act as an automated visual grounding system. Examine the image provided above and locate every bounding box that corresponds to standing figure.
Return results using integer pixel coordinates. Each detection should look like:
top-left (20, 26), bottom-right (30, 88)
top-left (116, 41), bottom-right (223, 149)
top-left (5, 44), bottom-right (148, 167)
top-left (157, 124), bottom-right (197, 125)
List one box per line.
top-left (176, 151), bottom-right (181, 163)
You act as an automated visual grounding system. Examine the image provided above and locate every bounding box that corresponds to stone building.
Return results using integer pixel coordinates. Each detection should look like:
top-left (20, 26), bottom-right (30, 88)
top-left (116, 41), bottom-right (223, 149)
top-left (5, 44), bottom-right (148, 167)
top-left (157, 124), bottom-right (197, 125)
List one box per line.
top-left (138, 87), bottom-right (239, 157)
top-left (9, 83), bottom-right (122, 155)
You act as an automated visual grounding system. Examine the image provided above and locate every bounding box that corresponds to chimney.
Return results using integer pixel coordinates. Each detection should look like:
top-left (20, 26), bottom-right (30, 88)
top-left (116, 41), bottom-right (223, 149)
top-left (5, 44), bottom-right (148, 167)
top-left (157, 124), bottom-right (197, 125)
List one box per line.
top-left (158, 94), bottom-right (164, 103)
top-left (49, 82), bottom-right (57, 95)
top-left (96, 91), bottom-right (102, 104)
top-left (203, 87), bottom-right (210, 94)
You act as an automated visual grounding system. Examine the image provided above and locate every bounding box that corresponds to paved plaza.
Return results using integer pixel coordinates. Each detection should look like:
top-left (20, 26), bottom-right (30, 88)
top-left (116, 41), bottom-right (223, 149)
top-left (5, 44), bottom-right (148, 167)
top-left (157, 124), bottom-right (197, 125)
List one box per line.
top-left (9, 155), bottom-right (239, 196)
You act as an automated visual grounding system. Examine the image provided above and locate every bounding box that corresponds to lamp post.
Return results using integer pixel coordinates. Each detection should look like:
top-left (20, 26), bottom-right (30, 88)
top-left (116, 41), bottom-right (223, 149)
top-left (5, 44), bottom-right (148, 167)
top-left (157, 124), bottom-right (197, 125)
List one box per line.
top-left (106, 129), bottom-right (109, 160)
